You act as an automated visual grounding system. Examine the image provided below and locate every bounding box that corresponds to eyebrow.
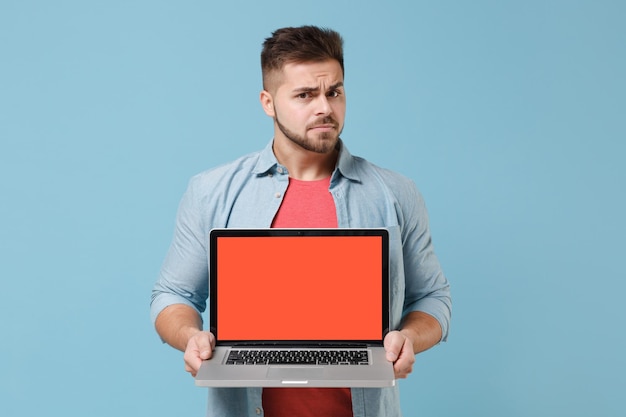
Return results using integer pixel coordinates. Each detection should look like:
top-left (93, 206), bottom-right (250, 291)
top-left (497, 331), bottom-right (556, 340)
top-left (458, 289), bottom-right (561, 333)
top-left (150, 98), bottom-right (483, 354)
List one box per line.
top-left (292, 82), bottom-right (344, 94)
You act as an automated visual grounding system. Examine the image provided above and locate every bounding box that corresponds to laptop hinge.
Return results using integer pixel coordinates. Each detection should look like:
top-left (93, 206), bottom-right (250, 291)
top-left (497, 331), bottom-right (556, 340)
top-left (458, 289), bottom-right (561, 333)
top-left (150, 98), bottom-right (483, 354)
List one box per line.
top-left (223, 341), bottom-right (372, 348)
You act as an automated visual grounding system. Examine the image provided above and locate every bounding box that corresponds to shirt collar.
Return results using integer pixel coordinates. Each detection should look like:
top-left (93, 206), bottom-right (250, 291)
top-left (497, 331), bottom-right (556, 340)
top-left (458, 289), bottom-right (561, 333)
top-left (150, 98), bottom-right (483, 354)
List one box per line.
top-left (251, 139), bottom-right (279, 175)
top-left (252, 138), bottom-right (361, 183)
top-left (334, 140), bottom-right (361, 183)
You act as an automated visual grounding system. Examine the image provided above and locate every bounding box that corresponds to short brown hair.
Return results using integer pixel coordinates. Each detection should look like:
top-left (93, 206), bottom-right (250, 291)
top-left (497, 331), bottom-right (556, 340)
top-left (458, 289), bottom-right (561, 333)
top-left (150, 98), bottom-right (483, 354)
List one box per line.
top-left (261, 26), bottom-right (344, 90)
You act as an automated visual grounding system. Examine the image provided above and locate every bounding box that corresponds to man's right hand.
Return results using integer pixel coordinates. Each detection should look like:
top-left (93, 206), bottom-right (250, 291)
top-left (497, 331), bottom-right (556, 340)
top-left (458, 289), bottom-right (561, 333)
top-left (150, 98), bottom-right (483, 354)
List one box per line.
top-left (154, 305), bottom-right (216, 377)
top-left (183, 331), bottom-right (216, 377)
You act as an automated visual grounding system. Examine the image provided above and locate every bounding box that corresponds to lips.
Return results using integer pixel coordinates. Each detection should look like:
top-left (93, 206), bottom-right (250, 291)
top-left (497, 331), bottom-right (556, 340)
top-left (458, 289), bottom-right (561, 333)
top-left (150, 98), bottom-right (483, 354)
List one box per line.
top-left (310, 124), bottom-right (335, 130)
top-left (308, 122), bottom-right (337, 131)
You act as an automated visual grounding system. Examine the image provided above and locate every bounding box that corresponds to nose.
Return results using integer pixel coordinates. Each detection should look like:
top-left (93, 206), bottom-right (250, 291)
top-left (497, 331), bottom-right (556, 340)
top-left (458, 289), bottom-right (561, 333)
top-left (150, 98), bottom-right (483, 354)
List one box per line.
top-left (315, 95), bottom-right (332, 116)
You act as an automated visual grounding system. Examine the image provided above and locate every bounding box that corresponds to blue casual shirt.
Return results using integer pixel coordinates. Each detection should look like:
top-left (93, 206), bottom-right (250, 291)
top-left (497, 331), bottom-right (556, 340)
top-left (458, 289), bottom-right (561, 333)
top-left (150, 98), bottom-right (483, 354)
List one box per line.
top-left (151, 139), bottom-right (451, 417)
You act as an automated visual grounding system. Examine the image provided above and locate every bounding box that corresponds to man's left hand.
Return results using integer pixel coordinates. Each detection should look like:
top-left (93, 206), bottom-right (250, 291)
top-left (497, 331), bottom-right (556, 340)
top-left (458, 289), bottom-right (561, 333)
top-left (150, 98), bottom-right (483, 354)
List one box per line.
top-left (383, 330), bottom-right (416, 379)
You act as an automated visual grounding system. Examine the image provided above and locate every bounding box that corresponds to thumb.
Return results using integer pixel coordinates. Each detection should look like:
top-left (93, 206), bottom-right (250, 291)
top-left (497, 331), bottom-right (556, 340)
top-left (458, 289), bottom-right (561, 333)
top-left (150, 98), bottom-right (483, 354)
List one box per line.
top-left (384, 331), bottom-right (403, 362)
top-left (192, 331), bottom-right (215, 360)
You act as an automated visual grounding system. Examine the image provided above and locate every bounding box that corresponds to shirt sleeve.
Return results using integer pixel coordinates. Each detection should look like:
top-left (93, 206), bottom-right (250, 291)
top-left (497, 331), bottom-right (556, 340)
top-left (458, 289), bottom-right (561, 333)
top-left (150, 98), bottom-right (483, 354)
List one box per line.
top-left (150, 177), bottom-right (210, 325)
top-left (400, 181), bottom-right (452, 342)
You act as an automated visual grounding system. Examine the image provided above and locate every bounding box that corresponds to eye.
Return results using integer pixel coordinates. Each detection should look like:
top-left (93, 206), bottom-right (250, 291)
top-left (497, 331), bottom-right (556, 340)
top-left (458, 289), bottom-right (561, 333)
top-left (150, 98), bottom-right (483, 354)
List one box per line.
top-left (297, 92), bottom-right (311, 99)
top-left (327, 90), bottom-right (340, 98)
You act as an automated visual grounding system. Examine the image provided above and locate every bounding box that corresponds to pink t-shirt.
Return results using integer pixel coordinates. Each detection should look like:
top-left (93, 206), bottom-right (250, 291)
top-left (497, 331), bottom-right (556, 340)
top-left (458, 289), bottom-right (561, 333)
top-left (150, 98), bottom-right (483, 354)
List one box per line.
top-left (264, 176), bottom-right (352, 417)
top-left (271, 177), bottom-right (338, 229)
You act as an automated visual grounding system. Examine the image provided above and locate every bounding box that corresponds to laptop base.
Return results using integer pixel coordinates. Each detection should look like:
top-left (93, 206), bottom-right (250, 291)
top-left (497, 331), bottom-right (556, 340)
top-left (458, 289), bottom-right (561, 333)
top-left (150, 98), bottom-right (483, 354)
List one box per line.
top-left (195, 346), bottom-right (396, 388)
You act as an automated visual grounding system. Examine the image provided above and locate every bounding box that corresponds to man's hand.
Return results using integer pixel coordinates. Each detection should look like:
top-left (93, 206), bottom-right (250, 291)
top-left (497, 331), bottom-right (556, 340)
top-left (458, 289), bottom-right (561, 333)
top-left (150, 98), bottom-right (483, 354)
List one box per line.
top-left (383, 311), bottom-right (444, 379)
top-left (183, 331), bottom-right (216, 377)
top-left (154, 304), bottom-right (216, 377)
top-left (383, 330), bottom-right (416, 379)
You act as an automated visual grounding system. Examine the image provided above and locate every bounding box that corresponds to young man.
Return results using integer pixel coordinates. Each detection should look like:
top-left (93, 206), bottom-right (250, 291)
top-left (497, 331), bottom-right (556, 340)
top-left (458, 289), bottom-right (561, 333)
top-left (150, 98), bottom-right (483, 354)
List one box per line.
top-left (151, 26), bottom-right (451, 417)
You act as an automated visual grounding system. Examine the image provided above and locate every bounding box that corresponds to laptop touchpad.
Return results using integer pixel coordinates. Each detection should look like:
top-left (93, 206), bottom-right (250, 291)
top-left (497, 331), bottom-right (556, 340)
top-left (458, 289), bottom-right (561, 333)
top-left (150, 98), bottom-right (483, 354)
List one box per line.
top-left (267, 367), bottom-right (325, 381)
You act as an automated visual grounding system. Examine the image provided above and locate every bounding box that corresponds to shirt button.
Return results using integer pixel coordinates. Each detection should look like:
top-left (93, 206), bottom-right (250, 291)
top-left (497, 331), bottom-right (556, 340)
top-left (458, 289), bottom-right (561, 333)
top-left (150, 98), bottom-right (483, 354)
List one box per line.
top-left (268, 173), bottom-right (273, 178)
top-left (255, 408), bottom-right (262, 415)
top-left (277, 167), bottom-right (284, 174)
top-left (274, 192), bottom-right (281, 198)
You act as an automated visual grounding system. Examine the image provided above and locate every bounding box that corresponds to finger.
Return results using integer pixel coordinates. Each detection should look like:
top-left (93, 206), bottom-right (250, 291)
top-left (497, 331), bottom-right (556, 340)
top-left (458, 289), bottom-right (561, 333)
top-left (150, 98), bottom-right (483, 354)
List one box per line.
top-left (184, 361), bottom-right (198, 377)
top-left (383, 331), bottom-right (404, 362)
top-left (184, 348), bottom-right (203, 376)
top-left (392, 338), bottom-right (416, 379)
top-left (393, 356), bottom-right (414, 378)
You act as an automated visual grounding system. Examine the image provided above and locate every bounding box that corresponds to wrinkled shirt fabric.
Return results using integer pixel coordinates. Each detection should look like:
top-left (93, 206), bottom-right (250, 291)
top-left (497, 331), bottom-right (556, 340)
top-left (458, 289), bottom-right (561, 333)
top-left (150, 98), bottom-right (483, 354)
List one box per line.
top-left (151, 140), bottom-right (452, 417)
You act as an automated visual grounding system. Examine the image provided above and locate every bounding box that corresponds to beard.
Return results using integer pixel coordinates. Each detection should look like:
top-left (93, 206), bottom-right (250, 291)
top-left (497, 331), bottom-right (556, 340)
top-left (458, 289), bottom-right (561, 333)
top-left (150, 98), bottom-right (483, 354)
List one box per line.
top-left (275, 114), bottom-right (343, 154)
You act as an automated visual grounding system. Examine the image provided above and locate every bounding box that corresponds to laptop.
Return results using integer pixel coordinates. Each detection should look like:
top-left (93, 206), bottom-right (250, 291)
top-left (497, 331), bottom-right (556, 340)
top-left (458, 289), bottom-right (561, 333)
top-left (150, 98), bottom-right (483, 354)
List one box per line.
top-left (195, 228), bottom-right (395, 388)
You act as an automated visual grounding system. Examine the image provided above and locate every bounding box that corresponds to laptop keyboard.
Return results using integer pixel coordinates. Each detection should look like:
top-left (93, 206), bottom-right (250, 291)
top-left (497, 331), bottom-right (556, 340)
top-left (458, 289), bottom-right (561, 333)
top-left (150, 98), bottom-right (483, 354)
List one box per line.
top-left (225, 349), bottom-right (370, 365)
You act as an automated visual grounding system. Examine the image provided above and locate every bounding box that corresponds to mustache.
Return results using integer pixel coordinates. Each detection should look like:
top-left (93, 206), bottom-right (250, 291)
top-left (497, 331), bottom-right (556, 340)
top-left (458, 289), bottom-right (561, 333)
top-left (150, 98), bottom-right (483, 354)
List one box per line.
top-left (308, 116), bottom-right (339, 129)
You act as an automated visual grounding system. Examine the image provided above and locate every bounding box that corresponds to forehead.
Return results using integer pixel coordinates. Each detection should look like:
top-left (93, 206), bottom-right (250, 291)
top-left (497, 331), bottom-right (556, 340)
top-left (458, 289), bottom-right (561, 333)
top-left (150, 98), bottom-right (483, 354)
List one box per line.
top-left (272, 60), bottom-right (344, 91)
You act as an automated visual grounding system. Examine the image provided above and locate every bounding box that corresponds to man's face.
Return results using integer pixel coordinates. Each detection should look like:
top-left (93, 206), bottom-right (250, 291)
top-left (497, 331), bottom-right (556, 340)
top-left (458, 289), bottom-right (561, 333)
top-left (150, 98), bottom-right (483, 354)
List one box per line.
top-left (261, 60), bottom-right (346, 154)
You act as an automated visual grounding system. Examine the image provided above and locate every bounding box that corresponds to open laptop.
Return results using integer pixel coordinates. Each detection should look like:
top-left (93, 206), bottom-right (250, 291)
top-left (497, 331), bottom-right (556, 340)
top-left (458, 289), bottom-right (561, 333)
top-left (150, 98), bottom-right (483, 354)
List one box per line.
top-left (195, 228), bottom-right (395, 388)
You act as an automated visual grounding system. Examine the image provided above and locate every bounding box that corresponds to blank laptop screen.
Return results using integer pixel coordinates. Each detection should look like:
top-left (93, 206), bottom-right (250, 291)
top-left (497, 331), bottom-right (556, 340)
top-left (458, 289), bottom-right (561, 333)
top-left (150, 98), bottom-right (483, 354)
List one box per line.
top-left (214, 235), bottom-right (383, 341)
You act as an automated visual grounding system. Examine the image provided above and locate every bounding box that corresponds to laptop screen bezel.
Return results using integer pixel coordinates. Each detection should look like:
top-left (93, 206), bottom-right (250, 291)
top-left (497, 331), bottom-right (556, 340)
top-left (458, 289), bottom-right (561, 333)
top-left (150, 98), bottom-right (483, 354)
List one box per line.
top-left (209, 228), bottom-right (390, 346)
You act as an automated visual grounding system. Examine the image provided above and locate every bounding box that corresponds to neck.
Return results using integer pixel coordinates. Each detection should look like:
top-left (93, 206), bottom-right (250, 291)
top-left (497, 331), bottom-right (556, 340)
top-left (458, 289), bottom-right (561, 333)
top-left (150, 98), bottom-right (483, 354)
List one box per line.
top-left (272, 136), bottom-right (338, 181)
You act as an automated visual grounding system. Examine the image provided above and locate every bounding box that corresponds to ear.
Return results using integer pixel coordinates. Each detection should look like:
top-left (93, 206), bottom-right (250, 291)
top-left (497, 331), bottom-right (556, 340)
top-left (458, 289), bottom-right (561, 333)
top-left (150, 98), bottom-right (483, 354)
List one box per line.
top-left (259, 90), bottom-right (276, 118)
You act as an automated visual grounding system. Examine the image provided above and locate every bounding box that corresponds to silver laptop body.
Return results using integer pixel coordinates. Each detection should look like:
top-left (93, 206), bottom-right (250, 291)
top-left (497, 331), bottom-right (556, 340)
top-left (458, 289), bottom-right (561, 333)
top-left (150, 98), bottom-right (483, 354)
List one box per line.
top-left (195, 228), bottom-right (395, 388)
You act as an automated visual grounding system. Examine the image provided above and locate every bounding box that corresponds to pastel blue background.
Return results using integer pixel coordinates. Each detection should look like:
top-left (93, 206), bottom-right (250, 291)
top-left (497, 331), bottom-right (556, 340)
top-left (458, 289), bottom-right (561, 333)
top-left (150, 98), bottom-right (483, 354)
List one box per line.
top-left (1, 1), bottom-right (624, 416)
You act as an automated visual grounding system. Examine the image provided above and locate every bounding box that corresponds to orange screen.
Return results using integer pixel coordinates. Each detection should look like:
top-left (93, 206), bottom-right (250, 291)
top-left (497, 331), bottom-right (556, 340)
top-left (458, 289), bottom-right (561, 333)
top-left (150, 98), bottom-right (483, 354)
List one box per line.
top-left (216, 236), bottom-right (382, 340)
